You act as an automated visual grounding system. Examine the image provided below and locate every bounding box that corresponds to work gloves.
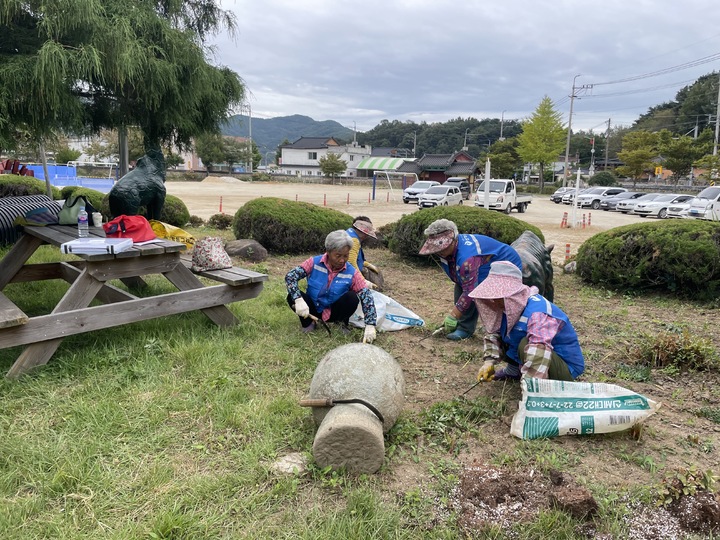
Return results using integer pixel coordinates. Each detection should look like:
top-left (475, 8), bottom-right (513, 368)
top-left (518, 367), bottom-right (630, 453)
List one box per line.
top-left (294, 298), bottom-right (310, 318)
top-left (476, 360), bottom-right (496, 382)
top-left (443, 315), bottom-right (458, 333)
top-left (363, 324), bottom-right (376, 344)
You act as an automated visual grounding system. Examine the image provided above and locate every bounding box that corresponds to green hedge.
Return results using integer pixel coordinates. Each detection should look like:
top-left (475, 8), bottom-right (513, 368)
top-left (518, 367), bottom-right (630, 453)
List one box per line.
top-left (232, 197), bottom-right (353, 254)
top-left (0, 176), bottom-right (61, 199)
top-left (387, 206), bottom-right (544, 261)
top-left (576, 220), bottom-right (720, 300)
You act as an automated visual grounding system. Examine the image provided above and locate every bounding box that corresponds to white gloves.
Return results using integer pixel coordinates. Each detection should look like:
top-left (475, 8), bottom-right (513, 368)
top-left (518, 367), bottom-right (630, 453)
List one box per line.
top-left (363, 325), bottom-right (376, 344)
top-left (365, 280), bottom-right (376, 290)
top-left (294, 298), bottom-right (310, 318)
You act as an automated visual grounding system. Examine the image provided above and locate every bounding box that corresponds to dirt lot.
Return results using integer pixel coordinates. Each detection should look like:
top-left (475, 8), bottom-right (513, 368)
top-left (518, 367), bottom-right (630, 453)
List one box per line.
top-left (169, 177), bottom-right (720, 538)
top-left (167, 177), bottom-right (646, 266)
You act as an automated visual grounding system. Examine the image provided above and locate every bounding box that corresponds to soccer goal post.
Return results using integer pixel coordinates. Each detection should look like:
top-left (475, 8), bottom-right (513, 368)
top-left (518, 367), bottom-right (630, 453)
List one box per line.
top-left (372, 171), bottom-right (419, 201)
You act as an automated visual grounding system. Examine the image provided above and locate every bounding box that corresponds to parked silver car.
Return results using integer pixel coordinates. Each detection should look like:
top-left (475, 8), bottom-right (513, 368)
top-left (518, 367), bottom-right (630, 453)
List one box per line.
top-left (632, 194), bottom-right (693, 219)
top-left (615, 193), bottom-right (661, 214)
top-left (402, 181), bottom-right (440, 204)
top-left (600, 191), bottom-right (643, 211)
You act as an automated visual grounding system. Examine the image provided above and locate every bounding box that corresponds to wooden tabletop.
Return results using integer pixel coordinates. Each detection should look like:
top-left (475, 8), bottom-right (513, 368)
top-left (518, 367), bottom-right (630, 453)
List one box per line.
top-left (23, 224), bottom-right (186, 260)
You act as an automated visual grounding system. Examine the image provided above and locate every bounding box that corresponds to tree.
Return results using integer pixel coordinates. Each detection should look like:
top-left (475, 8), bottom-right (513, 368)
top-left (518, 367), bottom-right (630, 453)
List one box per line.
top-left (588, 171), bottom-right (618, 186)
top-left (55, 146), bottom-right (81, 164)
top-left (616, 131), bottom-right (659, 186)
top-left (516, 97), bottom-right (566, 190)
top-left (194, 133), bottom-right (226, 174)
top-left (318, 153), bottom-right (347, 183)
top-left (1, 0), bottom-right (244, 153)
top-left (658, 133), bottom-right (706, 184)
top-left (84, 128), bottom-right (145, 162)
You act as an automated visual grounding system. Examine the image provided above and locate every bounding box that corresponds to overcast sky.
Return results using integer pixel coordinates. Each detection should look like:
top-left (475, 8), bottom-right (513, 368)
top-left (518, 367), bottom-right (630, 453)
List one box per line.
top-left (212, 0), bottom-right (720, 135)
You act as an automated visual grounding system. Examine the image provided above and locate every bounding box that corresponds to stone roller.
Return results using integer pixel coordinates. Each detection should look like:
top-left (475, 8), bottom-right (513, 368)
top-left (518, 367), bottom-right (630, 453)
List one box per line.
top-left (299, 343), bottom-right (405, 474)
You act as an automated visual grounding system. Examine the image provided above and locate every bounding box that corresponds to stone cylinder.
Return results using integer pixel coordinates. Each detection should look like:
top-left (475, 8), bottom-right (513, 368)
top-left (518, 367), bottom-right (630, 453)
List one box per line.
top-left (308, 343), bottom-right (405, 474)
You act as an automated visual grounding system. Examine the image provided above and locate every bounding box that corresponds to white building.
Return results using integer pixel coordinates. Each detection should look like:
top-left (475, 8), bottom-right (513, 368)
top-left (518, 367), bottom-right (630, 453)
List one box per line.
top-left (279, 137), bottom-right (371, 177)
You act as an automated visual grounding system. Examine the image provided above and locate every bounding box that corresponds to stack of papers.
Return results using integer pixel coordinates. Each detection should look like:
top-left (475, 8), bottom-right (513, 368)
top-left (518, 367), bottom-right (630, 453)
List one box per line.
top-left (60, 237), bottom-right (133, 255)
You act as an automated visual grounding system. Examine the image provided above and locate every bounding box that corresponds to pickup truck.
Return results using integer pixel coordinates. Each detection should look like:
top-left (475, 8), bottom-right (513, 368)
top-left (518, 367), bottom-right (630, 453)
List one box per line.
top-left (474, 179), bottom-right (532, 213)
top-left (687, 186), bottom-right (720, 220)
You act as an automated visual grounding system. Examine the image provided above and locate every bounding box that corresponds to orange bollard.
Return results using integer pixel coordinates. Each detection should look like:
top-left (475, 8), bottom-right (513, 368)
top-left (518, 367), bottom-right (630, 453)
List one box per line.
top-left (565, 243), bottom-right (571, 261)
top-left (324, 194), bottom-right (327, 206)
top-left (219, 196), bottom-right (223, 213)
top-left (582, 214), bottom-right (586, 229)
top-left (347, 193), bottom-right (350, 205)
top-left (560, 212), bottom-right (568, 228)
top-left (296, 194), bottom-right (298, 202)
top-left (386, 192), bottom-right (389, 202)
top-left (368, 193), bottom-right (371, 203)
top-left (588, 212), bottom-right (592, 227)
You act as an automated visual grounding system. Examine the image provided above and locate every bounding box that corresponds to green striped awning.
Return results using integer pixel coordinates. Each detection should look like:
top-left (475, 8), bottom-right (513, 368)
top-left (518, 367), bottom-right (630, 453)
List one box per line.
top-left (356, 157), bottom-right (408, 170)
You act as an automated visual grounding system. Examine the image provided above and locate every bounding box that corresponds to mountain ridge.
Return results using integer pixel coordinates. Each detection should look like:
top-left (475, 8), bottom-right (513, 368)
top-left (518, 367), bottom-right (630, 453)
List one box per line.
top-left (221, 114), bottom-right (355, 157)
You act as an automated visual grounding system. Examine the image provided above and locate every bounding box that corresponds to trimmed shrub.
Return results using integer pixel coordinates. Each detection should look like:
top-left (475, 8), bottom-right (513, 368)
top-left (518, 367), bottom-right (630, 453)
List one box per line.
top-left (59, 187), bottom-right (105, 214)
top-left (387, 206), bottom-right (544, 261)
top-left (576, 220), bottom-right (720, 300)
top-left (251, 172), bottom-right (272, 182)
top-left (188, 215), bottom-right (205, 227)
top-left (232, 197), bottom-right (353, 254)
top-left (589, 171), bottom-right (618, 186)
top-left (99, 193), bottom-right (190, 226)
top-left (0, 176), bottom-right (61, 199)
top-left (207, 212), bottom-right (233, 230)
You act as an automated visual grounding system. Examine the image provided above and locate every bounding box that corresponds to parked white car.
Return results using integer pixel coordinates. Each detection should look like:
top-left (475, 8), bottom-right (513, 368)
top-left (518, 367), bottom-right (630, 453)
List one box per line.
top-left (402, 180), bottom-right (440, 204)
top-left (417, 185), bottom-right (464, 208)
top-left (616, 193), bottom-right (661, 214)
top-left (632, 194), bottom-right (693, 219)
top-left (575, 186), bottom-right (627, 209)
top-left (667, 200), bottom-right (693, 219)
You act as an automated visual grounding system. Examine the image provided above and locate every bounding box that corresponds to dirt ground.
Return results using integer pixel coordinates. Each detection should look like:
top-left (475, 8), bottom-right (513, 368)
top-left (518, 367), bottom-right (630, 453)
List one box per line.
top-left (166, 176), bottom-right (646, 266)
top-left (170, 177), bottom-right (720, 538)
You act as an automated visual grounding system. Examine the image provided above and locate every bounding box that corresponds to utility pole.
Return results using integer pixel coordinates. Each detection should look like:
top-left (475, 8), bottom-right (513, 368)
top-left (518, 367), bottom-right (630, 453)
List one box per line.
top-left (247, 103), bottom-right (253, 174)
top-left (604, 118), bottom-right (611, 171)
top-left (499, 110), bottom-right (506, 141)
top-left (562, 75), bottom-right (593, 188)
top-left (714, 72), bottom-right (720, 156)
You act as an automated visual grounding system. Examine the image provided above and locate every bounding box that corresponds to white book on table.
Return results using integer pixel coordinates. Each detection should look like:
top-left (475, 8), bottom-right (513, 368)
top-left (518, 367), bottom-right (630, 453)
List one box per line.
top-left (60, 237), bottom-right (134, 254)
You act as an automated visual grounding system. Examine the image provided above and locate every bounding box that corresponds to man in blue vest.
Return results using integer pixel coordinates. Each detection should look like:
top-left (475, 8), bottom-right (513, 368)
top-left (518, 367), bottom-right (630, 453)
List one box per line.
top-left (470, 261), bottom-right (584, 381)
top-left (419, 219), bottom-right (522, 340)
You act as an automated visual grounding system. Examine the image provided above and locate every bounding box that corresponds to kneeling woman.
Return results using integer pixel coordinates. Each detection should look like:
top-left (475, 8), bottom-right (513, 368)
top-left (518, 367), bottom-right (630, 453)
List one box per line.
top-left (285, 230), bottom-right (377, 343)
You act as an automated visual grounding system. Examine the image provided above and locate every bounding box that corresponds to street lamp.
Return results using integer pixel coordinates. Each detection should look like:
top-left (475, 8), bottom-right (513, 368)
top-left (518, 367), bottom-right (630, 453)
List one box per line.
top-left (587, 136), bottom-right (596, 176)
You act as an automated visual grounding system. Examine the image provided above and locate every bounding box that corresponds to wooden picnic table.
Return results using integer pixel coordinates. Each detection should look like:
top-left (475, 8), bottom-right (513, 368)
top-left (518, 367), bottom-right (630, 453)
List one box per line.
top-left (0, 224), bottom-right (267, 378)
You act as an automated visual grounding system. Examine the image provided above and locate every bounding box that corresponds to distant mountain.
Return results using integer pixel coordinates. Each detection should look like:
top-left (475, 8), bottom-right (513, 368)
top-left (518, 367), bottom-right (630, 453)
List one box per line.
top-left (221, 114), bottom-right (355, 156)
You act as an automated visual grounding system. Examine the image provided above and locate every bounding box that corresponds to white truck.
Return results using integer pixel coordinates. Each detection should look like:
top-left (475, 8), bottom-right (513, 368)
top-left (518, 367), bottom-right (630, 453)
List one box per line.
top-left (474, 179), bottom-right (532, 213)
top-left (686, 186), bottom-right (720, 221)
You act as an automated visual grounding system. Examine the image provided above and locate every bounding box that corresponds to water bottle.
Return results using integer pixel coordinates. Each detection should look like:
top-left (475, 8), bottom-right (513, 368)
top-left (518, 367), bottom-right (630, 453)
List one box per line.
top-left (78, 206), bottom-right (89, 237)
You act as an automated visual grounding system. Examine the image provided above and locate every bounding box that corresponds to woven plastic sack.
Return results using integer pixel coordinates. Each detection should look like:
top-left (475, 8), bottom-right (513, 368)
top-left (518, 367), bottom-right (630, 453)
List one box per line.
top-left (191, 236), bottom-right (232, 272)
top-left (348, 290), bottom-right (424, 332)
top-left (149, 220), bottom-right (195, 249)
top-left (511, 378), bottom-right (661, 440)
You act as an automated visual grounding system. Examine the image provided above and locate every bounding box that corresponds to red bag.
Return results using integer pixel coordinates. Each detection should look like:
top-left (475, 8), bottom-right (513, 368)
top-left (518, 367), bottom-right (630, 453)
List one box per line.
top-left (103, 215), bottom-right (157, 242)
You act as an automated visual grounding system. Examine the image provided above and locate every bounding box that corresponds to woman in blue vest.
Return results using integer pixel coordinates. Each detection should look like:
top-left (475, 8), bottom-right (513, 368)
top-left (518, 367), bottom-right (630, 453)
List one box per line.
top-left (419, 219), bottom-right (522, 341)
top-left (469, 261), bottom-right (584, 382)
top-left (285, 230), bottom-right (377, 343)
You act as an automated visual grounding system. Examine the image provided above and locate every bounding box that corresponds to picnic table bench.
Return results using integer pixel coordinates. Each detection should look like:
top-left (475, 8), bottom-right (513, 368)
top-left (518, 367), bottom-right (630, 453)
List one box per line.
top-left (0, 224), bottom-right (268, 378)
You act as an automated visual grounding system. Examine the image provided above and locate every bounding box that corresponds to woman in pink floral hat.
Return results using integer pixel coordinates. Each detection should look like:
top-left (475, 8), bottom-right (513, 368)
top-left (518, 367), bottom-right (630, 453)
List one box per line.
top-left (469, 261), bottom-right (584, 382)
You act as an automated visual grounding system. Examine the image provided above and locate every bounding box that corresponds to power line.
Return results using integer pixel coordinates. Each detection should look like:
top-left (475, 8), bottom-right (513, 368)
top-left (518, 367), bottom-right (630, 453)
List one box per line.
top-left (590, 53), bottom-right (720, 86)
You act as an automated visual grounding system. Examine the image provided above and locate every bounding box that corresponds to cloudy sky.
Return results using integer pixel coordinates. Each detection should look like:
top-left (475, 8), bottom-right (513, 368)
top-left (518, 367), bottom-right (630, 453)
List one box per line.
top-left (212, 0), bottom-right (720, 134)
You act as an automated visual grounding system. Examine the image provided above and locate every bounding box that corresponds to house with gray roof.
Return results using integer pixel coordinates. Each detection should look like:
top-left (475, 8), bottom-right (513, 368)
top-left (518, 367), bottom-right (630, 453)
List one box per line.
top-left (279, 137), bottom-right (371, 178)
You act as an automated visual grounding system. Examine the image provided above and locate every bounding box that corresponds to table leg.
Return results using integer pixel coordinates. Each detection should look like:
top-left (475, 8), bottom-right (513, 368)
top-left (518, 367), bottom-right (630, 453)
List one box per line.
top-left (6, 270), bottom-right (104, 378)
top-left (0, 234), bottom-right (42, 289)
top-left (162, 264), bottom-right (238, 327)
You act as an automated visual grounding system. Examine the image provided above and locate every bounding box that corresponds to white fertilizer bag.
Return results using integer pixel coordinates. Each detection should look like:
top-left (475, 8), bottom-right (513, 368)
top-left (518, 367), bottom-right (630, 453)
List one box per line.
top-left (349, 290), bottom-right (424, 332)
top-left (510, 378), bottom-right (661, 440)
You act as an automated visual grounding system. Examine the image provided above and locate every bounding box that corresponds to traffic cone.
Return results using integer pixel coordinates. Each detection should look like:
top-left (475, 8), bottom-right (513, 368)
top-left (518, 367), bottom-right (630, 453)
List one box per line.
top-left (560, 212), bottom-right (568, 228)
top-left (565, 243), bottom-right (571, 261)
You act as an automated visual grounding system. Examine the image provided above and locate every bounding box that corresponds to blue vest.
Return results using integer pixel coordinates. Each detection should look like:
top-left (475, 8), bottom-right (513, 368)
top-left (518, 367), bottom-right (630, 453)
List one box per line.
top-left (346, 227), bottom-right (365, 271)
top-left (499, 294), bottom-right (585, 378)
top-left (440, 234), bottom-right (522, 285)
top-left (306, 255), bottom-right (357, 312)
